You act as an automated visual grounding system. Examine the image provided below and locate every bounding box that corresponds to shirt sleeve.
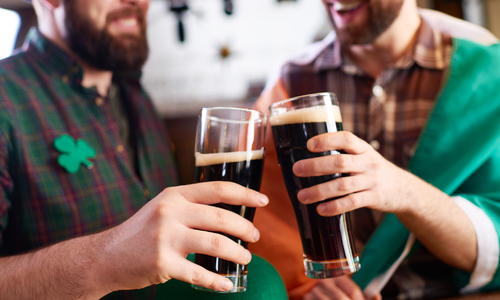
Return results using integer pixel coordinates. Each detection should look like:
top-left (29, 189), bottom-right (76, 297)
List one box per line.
top-left (452, 196), bottom-right (499, 293)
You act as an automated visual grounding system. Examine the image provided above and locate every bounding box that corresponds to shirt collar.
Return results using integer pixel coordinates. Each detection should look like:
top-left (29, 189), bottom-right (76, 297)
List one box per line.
top-left (23, 27), bottom-right (85, 85)
top-left (315, 14), bottom-right (449, 74)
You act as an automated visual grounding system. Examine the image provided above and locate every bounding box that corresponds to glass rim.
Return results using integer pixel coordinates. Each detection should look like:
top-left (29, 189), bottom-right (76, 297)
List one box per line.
top-left (269, 92), bottom-right (338, 111)
top-left (201, 106), bottom-right (267, 122)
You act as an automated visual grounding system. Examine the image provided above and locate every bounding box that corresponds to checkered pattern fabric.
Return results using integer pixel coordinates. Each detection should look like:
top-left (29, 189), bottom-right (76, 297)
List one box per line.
top-left (0, 28), bottom-right (179, 299)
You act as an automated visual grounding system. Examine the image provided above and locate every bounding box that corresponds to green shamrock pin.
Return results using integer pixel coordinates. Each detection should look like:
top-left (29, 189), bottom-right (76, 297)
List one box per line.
top-left (54, 134), bottom-right (96, 174)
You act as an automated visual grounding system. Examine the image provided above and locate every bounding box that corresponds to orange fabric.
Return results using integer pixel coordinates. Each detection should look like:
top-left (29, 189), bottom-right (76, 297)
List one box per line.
top-left (249, 80), bottom-right (318, 298)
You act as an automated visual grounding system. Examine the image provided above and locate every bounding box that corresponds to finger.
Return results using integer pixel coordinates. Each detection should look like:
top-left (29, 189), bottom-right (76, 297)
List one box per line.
top-left (185, 204), bottom-right (260, 243)
top-left (293, 154), bottom-right (363, 177)
top-left (316, 191), bottom-right (372, 216)
top-left (314, 279), bottom-right (351, 300)
top-left (183, 230), bottom-right (253, 266)
top-left (332, 276), bottom-right (365, 300)
top-left (297, 174), bottom-right (372, 205)
top-left (308, 131), bottom-right (370, 155)
top-left (304, 286), bottom-right (336, 300)
top-left (169, 257), bottom-right (235, 292)
top-left (175, 181), bottom-right (269, 207)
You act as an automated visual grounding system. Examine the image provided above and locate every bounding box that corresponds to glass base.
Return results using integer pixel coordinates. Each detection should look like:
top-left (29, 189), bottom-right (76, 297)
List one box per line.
top-left (304, 255), bottom-right (361, 279)
top-left (191, 274), bottom-right (247, 293)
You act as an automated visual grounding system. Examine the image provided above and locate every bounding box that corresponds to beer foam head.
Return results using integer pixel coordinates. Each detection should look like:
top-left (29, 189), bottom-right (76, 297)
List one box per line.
top-left (195, 149), bottom-right (264, 167)
top-left (269, 105), bottom-right (342, 126)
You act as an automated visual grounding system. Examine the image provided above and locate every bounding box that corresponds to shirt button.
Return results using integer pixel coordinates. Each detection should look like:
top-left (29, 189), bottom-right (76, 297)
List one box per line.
top-left (62, 75), bottom-right (69, 84)
top-left (372, 85), bottom-right (384, 97)
top-left (116, 144), bottom-right (125, 153)
top-left (370, 140), bottom-right (380, 150)
top-left (95, 97), bottom-right (104, 106)
top-left (143, 188), bottom-right (150, 198)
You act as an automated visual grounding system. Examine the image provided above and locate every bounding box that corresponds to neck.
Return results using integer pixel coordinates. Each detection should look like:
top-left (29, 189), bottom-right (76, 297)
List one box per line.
top-left (346, 4), bottom-right (421, 79)
top-left (80, 64), bottom-right (113, 97)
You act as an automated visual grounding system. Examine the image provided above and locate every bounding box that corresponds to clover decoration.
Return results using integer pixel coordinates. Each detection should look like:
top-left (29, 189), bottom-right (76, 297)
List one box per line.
top-left (54, 134), bottom-right (96, 174)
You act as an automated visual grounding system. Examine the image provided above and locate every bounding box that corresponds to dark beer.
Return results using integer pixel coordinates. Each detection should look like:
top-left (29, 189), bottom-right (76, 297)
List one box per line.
top-left (194, 150), bottom-right (264, 278)
top-left (270, 105), bottom-right (358, 276)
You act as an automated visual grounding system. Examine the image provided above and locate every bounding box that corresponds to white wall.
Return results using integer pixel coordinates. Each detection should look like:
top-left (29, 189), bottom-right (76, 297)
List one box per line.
top-left (0, 8), bottom-right (20, 59)
top-left (141, 0), bottom-right (327, 117)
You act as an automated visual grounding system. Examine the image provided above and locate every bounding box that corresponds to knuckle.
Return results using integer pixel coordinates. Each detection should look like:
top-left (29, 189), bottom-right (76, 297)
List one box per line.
top-left (215, 208), bottom-right (228, 226)
top-left (212, 181), bottom-right (228, 197)
top-left (330, 199), bottom-right (342, 212)
top-left (191, 269), bottom-right (203, 284)
top-left (319, 183), bottom-right (334, 199)
top-left (349, 193), bottom-right (362, 208)
top-left (154, 200), bottom-right (173, 219)
top-left (343, 131), bottom-right (356, 143)
top-left (207, 279), bottom-right (219, 291)
top-left (335, 154), bottom-right (350, 169)
top-left (210, 234), bottom-right (223, 251)
top-left (337, 177), bottom-right (352, 192)
top-left (307, 160), bottom-right (320, 174)
top-left (308, 186), bottom-right (323, 201)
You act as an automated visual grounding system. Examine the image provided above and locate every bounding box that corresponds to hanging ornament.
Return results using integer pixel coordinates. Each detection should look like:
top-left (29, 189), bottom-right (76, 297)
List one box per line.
top-left (169, 0), bottom-right (189, 42)
top-left (224, 0), bottom-right (233, 15)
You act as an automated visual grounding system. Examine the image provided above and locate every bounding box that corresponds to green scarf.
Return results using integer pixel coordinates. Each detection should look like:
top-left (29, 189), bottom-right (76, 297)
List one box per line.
top-left (352, 38), bottom-right (500, 292)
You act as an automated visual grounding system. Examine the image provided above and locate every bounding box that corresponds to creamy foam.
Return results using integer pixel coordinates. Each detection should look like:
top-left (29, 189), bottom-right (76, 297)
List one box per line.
top-left (270, 105), bottom-right (342, 126)
top-left (195, 149), bottom-right (265, 167)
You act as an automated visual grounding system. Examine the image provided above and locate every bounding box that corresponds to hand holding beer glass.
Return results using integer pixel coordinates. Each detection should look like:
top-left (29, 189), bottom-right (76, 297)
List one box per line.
top-left (269, 92), bottom-right (360, 279)
top-left (192, 107), bottom-right (267, 293)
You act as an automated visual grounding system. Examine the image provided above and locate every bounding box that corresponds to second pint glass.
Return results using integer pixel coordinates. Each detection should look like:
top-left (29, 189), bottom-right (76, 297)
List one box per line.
top-left (269, 92), bottom-right (360, 279)
top-left (192, 107), bottom-right (267, 293)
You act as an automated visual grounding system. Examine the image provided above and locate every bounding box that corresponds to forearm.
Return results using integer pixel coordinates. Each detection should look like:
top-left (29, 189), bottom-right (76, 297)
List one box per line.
top-left (0, 234), bottom-right (110, 300)
top-left (395, 171), bottom-right (477, 272)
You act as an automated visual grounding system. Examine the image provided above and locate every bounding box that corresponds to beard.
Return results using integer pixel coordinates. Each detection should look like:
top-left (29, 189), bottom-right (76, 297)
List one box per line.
top-left (63, 1), bottom-right (149, 72)
top-left (332, 0), bottom-right (404, 45)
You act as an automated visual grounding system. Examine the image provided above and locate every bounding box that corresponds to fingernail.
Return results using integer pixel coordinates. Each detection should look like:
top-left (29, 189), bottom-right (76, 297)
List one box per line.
top-left (308, 139), bottom-right (317, 150)
top-left (297, 190), bottom-right (308, 203)
top-left (294, 162), bottom-right (303, 175)
top-left (253, 227), bottom-right (260, 241)
top-left (221, 279), bottom-right (233, 291)
top-left (258, 195), bottom-right (269, 205)
top-left (245, 250), bottom-right (252, 263)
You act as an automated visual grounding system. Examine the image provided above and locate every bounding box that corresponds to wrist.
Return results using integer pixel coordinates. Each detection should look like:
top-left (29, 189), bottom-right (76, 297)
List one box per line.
top-left (84, 229), bottom-right (120, 297)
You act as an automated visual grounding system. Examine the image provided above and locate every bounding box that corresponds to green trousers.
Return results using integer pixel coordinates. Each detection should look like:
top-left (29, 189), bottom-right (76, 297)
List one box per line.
top-left (156, 254), bottom-right (288, 299)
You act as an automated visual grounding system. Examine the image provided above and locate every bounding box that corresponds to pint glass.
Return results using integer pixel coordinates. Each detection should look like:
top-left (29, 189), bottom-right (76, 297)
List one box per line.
top-left (192, 107), bottom-right (267, 293)
top-left (269, 92), bottom-right (360, 279)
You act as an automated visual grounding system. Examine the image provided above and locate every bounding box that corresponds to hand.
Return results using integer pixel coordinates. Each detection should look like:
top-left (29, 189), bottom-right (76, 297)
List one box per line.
top-left (292, 131), bottom-right (416, 216)
top-left (303, 276), bottom-right (382, 300)
top-left (95, 181), bottom-right (269, 294)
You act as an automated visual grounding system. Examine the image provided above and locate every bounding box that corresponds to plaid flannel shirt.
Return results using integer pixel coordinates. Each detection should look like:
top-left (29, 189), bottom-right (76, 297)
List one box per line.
top-left (0, 28), bottom-right (179, 299)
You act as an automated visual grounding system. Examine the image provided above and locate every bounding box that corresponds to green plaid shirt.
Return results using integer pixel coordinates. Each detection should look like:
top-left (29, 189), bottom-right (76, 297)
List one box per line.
top-left (0, 28), bottom-right (179, 299)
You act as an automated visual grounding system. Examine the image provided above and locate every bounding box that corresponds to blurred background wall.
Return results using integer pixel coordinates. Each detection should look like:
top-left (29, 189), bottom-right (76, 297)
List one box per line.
top-left (0, 0), bottom-right (498, 183)
top-left (1, 0), bottom-right (499, 116)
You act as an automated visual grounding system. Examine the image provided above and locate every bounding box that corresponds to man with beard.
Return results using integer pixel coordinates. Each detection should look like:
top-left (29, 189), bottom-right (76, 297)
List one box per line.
top-left (250, 0), bottom-right (500, 299)
top-left (0, 0), bottom-right (287, 299)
